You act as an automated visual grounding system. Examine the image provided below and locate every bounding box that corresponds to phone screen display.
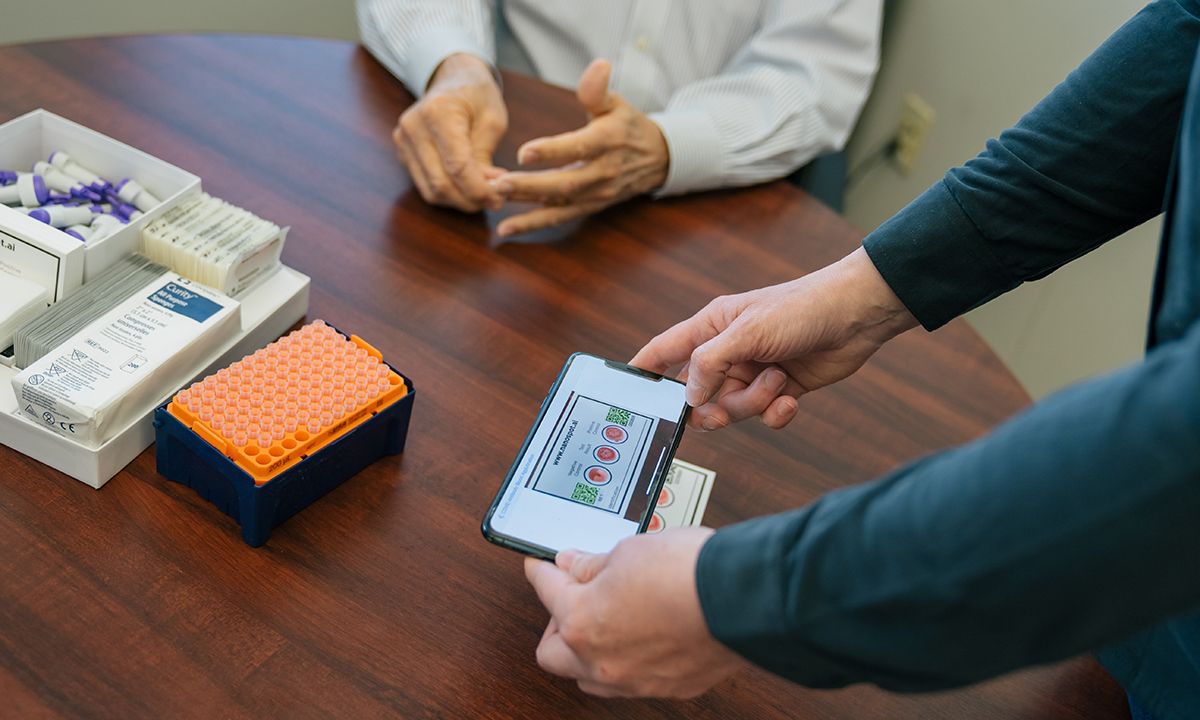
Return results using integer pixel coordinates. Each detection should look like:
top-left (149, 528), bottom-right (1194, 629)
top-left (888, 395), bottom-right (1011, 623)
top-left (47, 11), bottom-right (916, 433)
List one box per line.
top-left (484, 354), bottom-right (688, 557)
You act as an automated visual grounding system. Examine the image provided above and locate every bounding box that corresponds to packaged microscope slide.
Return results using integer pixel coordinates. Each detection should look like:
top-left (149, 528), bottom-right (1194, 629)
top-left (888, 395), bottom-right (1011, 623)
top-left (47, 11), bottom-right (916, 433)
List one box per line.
top-left (11, 273), bottom-right (240, 448)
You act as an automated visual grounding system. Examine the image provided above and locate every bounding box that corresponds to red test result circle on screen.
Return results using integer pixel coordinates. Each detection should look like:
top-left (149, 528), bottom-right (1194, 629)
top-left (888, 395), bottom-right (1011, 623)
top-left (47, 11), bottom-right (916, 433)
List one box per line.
top-left (646, 513), bottom-right (665, 533)
top-left (585, 466), bottom-right (611, 485)
top-left (594, 446), bottom-right (619, 464)
top-left (602, 425), bottom-right (627, 443)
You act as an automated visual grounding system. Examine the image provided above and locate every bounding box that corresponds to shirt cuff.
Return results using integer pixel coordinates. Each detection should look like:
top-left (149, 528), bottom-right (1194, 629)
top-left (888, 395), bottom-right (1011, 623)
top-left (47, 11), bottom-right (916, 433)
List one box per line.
top-left (696, 514), bottom-right (798, 673)
top-left (406, 27), bottom-right (497, 98)
top-left (647, 110), bottom-right (726, 197)
top-left (863, 180), bottom-right (1020, 331)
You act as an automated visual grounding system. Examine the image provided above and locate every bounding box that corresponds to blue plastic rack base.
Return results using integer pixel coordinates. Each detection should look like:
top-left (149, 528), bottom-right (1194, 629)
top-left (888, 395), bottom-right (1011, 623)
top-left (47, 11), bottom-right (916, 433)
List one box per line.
top-left (153, 372), bottom-right (414, 547)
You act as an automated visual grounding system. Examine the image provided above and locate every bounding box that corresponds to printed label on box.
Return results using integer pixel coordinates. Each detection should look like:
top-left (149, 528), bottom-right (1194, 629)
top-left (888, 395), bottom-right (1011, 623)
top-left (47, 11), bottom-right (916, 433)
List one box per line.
top-left (147, 281), bottom-right (225, 322)
top-left (0, 229), bottom-right (63, 302)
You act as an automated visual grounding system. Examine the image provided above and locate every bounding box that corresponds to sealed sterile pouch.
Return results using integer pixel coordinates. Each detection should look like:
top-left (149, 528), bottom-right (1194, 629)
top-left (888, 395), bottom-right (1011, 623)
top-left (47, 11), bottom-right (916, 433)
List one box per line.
top-left (11, 273), bottom-right (240, 448)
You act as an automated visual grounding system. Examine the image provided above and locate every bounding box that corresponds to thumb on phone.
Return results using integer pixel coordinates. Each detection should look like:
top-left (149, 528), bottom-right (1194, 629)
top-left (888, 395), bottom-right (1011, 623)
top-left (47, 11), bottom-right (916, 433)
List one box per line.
top-left (557, 549), bottom-right (609, 583)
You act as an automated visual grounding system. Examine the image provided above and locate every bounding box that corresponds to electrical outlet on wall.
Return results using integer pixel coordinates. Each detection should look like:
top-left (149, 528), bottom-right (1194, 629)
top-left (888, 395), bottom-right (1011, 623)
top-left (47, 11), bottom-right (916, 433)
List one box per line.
top-left (893, 93), bottom-right (935, 175)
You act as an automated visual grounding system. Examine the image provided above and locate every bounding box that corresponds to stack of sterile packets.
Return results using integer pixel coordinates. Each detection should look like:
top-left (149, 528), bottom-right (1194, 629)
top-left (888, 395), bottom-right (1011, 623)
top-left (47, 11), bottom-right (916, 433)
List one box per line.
top-left (11, 254), bottom-right (171, 369)
top-left (141, 192), bottom-right (286, 297)
top-left (12, 269), bottom-right (240, 448)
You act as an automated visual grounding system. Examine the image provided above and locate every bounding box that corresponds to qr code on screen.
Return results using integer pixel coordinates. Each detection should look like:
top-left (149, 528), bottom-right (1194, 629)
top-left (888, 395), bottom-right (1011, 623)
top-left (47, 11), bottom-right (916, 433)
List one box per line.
top-left (605, 407), bottom-right (631, 426)
top-left (571, 483), bottom-right (599, 505)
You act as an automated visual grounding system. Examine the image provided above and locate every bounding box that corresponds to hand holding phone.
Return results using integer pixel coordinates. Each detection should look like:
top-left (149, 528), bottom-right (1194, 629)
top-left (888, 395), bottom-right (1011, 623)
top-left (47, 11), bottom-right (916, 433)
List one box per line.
top-left (482, 353), bottom-right (690, 559)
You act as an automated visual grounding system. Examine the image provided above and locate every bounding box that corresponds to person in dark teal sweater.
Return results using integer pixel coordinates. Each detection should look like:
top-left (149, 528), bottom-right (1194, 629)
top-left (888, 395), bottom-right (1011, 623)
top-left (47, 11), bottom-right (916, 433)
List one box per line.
top-left (524, 2), bottom-right (1200, 717)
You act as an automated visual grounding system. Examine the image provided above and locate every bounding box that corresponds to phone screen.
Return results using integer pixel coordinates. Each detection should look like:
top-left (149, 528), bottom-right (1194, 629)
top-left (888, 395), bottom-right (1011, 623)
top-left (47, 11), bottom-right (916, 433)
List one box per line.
top-left (483, 353), bottom-right (688, 557)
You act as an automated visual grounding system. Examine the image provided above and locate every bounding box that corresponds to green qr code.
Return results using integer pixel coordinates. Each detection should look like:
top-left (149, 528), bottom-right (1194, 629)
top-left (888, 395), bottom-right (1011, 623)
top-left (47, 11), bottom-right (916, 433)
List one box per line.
top-left (571, 483), bottom-right (600, 505)
top-left (605, 407), bottom-right (632, 426)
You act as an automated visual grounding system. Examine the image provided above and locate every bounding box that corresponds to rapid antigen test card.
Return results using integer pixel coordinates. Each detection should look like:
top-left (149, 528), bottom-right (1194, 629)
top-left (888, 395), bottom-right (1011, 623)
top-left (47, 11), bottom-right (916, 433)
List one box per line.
top-left (647, 459), bottom-right (716, 532)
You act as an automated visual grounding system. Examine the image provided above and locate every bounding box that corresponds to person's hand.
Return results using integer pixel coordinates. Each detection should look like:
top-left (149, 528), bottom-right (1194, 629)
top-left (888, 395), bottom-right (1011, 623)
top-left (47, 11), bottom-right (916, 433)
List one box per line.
top-left (524, 527), bottom-right (748, 698)
top-left (632, 248), bottom-right (920, 432)
top-left (491, 58), bottom-right (669, 237)
top-left (394, 53), bottom-right (508, 212)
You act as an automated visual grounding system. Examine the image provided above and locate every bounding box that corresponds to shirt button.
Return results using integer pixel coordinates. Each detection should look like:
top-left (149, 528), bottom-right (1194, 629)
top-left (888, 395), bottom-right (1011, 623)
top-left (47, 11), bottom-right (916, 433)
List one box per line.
top-left (635, 36), bottom-right (649, 51)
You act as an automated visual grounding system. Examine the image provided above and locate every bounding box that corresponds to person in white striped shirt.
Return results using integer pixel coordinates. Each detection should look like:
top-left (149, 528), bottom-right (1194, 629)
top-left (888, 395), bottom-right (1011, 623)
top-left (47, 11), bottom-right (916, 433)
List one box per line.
top-left (357, 0), bottom-right (882, 237)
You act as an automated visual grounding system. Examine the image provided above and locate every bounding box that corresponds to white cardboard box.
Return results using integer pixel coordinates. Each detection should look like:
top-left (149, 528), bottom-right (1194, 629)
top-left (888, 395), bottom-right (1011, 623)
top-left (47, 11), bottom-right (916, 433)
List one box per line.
top-left (0, 265), bottom-right (310, 488)
top-left (0, 208), bottom-right (85, 306)
top-left (0, 109), bottom-right (201, 284)
top-left (0, 110), bottom-right (310, 488)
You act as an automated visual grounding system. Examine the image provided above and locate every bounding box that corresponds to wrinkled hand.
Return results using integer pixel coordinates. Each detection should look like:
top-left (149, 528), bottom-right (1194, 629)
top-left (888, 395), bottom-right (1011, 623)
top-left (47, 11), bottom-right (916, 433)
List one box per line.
top-left (631, 248), bottom-right (920, 432)
top-left (394, 53), bottom-right (508, 212)
top-left (492, 58), bottom-right (669, 237)
top-left (524, 528), bottom-right (748, 698)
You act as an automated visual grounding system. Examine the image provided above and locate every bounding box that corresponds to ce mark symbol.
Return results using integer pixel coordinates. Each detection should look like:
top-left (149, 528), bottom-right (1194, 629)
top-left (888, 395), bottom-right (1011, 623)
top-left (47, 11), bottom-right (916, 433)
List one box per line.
top-left (42, 413), bottom-right (76, 433)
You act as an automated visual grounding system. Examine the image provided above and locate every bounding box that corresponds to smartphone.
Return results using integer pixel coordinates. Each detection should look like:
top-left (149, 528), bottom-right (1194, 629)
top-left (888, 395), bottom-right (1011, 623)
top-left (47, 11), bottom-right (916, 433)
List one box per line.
top-left (481, 352), bottom-right (690, 560)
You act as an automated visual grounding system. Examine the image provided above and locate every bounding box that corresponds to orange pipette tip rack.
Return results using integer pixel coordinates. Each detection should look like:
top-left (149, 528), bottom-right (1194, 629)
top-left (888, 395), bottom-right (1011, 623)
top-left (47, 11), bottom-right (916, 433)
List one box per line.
top-left (168, 319), bottom-right (408, 485)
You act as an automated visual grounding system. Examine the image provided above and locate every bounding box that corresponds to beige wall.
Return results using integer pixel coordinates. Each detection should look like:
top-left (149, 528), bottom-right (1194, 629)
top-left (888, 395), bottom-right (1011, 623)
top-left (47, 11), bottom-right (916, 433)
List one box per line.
top-left (0, 0), bottom-right (359, 46)
top-left (844, 0), bottom-right (1159, 398)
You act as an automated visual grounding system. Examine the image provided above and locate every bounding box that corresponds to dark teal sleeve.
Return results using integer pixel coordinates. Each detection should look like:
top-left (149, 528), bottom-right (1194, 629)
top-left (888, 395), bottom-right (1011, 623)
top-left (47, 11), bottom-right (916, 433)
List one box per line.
top-left (696, 319), bottom-right (1200, 695)
top-left (864, 0), bottom-right (1200, 330)
top-left (693, 0), bottom-right (1200, 702)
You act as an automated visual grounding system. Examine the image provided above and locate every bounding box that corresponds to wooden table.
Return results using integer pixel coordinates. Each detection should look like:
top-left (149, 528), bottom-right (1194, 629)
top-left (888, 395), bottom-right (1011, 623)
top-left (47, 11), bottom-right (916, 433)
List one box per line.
top-left (0, 36), bottom-right (1130, 719)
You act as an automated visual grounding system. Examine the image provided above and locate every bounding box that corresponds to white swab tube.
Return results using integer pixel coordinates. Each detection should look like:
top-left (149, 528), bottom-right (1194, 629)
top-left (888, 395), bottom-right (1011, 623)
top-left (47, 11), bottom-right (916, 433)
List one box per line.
top-left (48, 151), bottom-right (104, 187)
top-left (115, 178), bottom-right (160, 212)
top-left (32, 161), bottom-right (101, 201)
top-left (27, 205), bottom-right (95, 228)
top-left (87, 213), bottom-right (125, 243)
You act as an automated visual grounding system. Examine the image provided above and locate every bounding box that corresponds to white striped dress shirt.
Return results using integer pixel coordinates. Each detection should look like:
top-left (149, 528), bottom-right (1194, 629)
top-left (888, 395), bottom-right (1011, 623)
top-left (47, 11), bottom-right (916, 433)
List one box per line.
top-left (357, 0), bottom-right (881, 196)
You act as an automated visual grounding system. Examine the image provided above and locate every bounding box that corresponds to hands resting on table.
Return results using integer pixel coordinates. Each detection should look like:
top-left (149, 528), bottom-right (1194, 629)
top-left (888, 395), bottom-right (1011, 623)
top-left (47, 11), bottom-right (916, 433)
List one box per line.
top-left (525, 248), bottom-right (919, 697)
top-left (393, 53), bottom-right (668, 237)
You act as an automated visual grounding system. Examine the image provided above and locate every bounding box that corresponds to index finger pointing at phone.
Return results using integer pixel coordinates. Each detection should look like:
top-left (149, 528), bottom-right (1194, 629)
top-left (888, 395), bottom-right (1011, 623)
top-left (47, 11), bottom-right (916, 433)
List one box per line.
top-left (631, 319), bottom-right (740, 407)
top-left (630, 316), bottom-right (723, 376)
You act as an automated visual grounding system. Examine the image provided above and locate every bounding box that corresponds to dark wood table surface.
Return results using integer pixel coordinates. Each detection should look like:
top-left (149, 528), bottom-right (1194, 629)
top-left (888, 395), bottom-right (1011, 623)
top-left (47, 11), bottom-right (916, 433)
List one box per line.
top-left (0, 35), bottom-right (1130, 720)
